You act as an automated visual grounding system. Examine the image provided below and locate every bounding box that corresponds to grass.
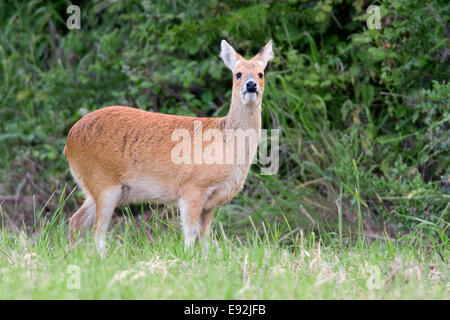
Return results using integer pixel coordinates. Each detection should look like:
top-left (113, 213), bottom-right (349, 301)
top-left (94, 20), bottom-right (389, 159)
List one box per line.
top-left (0, 195), bottom-right (448, 299)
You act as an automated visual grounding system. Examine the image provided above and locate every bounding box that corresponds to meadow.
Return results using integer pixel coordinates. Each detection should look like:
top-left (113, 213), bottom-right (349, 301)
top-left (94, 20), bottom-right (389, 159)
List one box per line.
top-left (0, 1), bottom-right (448, 299)
top-left (0, 199), bottom-right (448, 299)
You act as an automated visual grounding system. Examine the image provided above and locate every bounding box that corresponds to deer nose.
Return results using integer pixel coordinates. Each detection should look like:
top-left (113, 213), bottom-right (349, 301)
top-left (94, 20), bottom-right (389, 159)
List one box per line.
top-left (246, 81), bottom-right (257, 92)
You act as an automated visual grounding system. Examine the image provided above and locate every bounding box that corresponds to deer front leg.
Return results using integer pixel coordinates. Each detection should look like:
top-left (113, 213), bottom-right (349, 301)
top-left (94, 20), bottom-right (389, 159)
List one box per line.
top-left (178, 190), bottom-right (206, 249)
top-left (199, 208), bottom-right (215, 255)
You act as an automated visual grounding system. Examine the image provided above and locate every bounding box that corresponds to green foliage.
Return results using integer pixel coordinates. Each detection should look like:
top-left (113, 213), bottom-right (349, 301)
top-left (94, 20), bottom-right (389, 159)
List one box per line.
top-left (0, 0), bottom-right (448, 237)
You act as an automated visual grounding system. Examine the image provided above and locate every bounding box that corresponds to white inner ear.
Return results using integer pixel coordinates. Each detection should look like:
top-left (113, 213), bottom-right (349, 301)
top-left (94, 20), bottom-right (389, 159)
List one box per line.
top-left (258, 41), bottom-right (274, 69)
top-left (219, 40), bottom-right (238, 71)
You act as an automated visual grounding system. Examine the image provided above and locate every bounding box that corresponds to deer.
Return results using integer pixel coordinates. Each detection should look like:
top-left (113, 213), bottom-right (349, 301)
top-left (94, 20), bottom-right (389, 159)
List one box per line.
top-left (64, 39), bottom-right (274, 257)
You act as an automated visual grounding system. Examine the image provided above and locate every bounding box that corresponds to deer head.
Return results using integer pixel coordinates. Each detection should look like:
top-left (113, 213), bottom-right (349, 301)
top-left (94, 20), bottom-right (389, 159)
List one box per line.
top-left (220, 40), bottom-right (274, 107)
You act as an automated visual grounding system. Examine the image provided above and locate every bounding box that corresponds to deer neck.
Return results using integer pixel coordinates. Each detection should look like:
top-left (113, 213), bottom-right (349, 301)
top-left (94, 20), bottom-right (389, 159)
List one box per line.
top-left (224, 94), bottom-right (262, 134)
top-left (221, 94), bottom-right (262, 170)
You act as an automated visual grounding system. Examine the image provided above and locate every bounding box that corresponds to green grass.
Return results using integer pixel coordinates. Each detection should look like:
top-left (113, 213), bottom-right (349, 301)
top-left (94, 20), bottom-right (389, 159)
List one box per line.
top-left (0, 200), bottom-right (448, 299)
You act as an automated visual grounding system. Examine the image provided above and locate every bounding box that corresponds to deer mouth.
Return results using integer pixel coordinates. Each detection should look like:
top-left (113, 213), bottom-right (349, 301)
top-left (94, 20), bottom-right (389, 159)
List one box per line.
top-left (242, 89), bottom-right (260, 98)
top-left (242, 90), bottom-right (259, 105)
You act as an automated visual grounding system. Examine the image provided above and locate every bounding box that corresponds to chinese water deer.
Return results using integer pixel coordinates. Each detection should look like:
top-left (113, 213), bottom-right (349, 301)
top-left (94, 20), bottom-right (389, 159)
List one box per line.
top-left (65, 40), bottom-right (274, 257)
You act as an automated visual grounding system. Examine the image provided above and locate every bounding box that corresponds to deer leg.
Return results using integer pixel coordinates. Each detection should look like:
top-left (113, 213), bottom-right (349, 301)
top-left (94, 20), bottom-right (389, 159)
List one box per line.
top-left (179, 190), bottom-right (206, 249)
top-left (199, 208), bottom-right (215, 255)
top-left (92, 186), bottom-right (122, 258)
top-left (69, 197), bottom-right (95, 245)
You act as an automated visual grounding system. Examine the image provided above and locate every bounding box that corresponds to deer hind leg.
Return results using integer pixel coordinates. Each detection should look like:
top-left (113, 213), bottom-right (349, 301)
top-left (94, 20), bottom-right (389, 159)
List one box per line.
top-left (92, 186), bottom-right (122, 258)
top-left (69, 197), bottom-right (95, 245)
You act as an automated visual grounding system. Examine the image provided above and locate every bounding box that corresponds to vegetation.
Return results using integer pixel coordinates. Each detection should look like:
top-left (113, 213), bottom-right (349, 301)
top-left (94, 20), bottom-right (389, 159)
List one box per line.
top-left (0, 201), bottom-right (447, 299)
top-left (0, 0), bottom-right (448, 299)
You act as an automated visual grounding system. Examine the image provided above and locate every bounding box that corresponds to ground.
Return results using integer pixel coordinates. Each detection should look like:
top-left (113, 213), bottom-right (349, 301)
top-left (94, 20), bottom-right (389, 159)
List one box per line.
top-left (0, 215), bottom-right (448, 299)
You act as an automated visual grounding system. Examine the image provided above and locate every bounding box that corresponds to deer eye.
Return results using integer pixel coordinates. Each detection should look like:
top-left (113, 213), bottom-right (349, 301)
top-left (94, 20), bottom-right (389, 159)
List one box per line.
top-left (258, 72), bottom-right (263, 79)
top-left (236, 72), bottom-right (242, 79)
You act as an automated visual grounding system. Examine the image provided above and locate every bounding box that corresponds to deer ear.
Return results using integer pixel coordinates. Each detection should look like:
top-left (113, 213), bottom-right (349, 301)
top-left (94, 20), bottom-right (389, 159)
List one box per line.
top-left (255, 40), bottom-right (274, 69)
top-left (219, 40), bottom-right (239, 71)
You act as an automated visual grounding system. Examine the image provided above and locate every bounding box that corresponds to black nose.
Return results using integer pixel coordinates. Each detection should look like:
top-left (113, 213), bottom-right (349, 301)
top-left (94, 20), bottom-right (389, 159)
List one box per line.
top-left (246, 81), bottom-right (257, 92)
